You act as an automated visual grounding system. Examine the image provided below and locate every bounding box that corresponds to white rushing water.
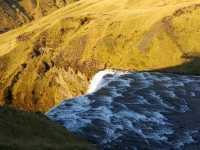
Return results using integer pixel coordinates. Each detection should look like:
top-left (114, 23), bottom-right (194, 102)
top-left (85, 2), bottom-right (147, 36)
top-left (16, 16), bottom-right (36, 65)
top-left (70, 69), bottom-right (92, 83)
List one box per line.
top-left (47, 70), bottom-right (200, 150)
top-left (87, 69), bottom-right (128, 94)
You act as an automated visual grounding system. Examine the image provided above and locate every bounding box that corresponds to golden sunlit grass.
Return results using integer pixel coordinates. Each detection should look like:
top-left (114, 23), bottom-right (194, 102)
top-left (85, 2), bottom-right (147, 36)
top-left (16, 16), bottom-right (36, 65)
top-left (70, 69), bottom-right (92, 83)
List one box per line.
top-left (0, 0), bottom-right (200, 112)
top-left (0, 0), bottom-right (76, 33)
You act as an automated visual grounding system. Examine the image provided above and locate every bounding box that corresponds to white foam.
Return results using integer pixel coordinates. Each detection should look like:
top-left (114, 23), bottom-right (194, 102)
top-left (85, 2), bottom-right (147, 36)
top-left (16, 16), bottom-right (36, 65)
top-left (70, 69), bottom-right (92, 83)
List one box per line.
top-left (174, 130), bottom-right (198, 149)
top-left (47, 71), bottom-right (200, 149)
top-left (87, 69), bottom-right (128, 94)
top-left (90, 106), bottom-right (113, 122)
top-left (164, 90), bottom-right (176, 98)
top-left (147, 112), bottom-right (167, 125)
top-left (136, 96), bottom-right (150, 104)
top-left (191, 92), bottom-right (196, 97)
top-left (116, 110), bottom-right (147, 121)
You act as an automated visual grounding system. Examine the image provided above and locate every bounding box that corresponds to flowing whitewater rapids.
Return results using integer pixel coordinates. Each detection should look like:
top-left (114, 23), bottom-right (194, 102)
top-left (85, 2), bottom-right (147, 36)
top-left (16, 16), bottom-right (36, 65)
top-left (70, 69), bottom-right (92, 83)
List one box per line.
top-left (47, 70), bottom-right (200, 150)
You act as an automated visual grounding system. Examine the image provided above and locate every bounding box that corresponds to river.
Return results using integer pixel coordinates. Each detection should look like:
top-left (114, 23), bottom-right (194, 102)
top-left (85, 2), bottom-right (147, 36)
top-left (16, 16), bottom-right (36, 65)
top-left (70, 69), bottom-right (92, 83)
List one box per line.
top-left (47, 70), bottom-right (200, 150)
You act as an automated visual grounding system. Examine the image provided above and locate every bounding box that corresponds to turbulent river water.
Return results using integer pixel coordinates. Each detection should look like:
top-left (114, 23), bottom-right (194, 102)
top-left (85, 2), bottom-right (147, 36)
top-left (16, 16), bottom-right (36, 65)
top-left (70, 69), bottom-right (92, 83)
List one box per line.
top-left (47, 70), bottom-right (200, 150)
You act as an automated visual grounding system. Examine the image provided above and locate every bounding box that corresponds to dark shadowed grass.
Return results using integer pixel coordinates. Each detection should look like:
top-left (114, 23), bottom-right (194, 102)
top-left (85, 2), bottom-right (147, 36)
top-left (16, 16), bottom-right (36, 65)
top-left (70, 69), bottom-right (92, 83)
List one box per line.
top-left (0, 106), bottom-right (96, 150)
top-left (150, 54), bottom-right (200, 75)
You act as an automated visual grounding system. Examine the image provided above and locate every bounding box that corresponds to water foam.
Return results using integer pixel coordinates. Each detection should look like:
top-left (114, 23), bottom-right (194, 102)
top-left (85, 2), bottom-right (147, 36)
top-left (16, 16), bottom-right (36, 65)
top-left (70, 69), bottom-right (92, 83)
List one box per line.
top-left (47, 71), bottom-right (200, 150)
top-left (87, 69), bottom-right (128, 94)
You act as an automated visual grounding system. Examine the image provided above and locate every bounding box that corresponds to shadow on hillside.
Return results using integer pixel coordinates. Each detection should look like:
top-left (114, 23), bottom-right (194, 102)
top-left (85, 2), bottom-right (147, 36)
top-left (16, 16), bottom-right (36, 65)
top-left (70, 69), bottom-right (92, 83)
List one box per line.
top-left (3, 0), bottom-right (33, 20)
top-left (150, 55), bottom-right (200, 75)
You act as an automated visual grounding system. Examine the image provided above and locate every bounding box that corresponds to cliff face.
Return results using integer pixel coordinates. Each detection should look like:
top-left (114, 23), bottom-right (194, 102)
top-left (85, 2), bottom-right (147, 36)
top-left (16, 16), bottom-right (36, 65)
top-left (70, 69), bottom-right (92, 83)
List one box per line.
top-left (0, 0), bottom-right (78, 33)
top-left (0, 0), bottom-right (200, 112)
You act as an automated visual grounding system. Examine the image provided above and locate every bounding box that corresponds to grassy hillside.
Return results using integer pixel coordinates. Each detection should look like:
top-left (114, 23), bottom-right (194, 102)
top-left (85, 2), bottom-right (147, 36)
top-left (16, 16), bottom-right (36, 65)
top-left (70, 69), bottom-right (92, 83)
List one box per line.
top-left (0, 106), bottom-right (96, 150)
top-left (0, 0), bottom-right (200, 112)
top-left (0, 0), bottom-right (79, 33)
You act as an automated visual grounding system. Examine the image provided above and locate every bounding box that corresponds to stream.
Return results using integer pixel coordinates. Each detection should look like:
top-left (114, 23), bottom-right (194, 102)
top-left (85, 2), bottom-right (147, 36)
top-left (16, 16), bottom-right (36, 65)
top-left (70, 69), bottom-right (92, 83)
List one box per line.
top-left (47, 70), bottom-right (200, 150)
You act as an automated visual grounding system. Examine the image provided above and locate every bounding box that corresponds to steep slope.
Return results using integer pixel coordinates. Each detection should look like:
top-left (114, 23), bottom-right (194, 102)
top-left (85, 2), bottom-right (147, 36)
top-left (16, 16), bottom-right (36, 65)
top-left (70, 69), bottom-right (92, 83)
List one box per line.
top-left (0, 106), bottom-right (96, 150)
top-left (0, 0), bottom-right (200, 112)
top-left (0, 0), bottom-right (78, 33)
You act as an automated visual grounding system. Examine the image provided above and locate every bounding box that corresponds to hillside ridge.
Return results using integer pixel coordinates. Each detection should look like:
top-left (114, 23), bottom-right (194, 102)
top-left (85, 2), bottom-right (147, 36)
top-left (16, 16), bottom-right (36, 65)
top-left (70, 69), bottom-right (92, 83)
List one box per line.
top-left (0, 0), bottom-right (80, 33)
top-left (0, 0), bottom-right (200, 112)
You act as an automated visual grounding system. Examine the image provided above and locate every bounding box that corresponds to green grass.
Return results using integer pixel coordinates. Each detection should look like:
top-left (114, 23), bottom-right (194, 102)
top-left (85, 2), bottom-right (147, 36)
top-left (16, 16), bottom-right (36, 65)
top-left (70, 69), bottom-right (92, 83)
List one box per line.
top-left (0, 106), bottom-right (96, 150)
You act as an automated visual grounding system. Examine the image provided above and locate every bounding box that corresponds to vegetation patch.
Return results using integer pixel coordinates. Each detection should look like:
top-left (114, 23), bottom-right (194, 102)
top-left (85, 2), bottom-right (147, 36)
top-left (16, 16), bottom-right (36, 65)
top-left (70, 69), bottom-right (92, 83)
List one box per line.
top-left (0, 106), bottom-right (96, 150)
top-left (0, 0), bottom-right (200, 112)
